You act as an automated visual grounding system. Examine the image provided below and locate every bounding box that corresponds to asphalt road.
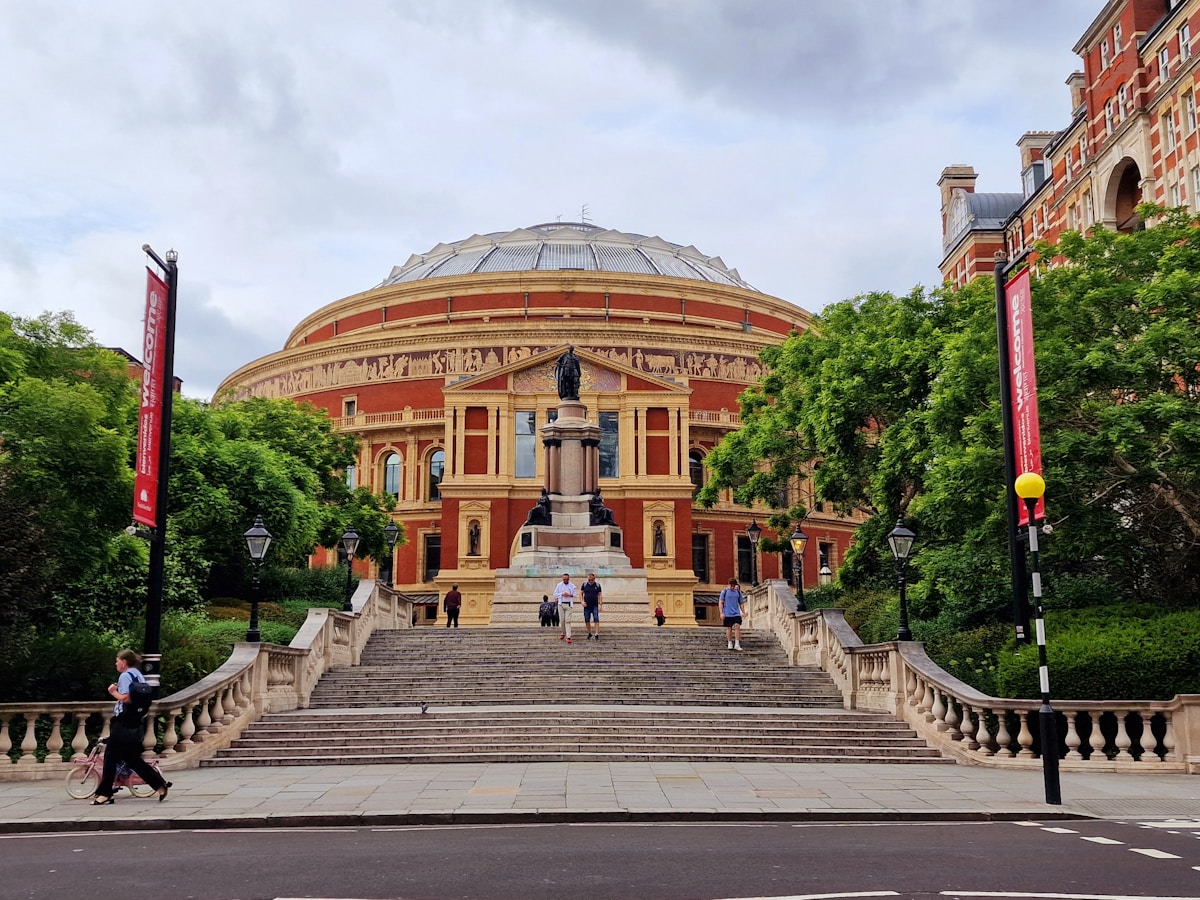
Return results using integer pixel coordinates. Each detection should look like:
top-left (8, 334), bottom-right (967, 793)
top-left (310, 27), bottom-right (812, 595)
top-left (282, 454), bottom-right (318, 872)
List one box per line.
top-left (3, 818), bottom-right (1200, 900)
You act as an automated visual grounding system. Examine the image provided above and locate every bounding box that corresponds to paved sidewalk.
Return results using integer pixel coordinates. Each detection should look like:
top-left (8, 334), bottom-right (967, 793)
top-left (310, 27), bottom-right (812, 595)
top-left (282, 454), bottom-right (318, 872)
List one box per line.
top-left (2, 762), bottom-right (1199, 833)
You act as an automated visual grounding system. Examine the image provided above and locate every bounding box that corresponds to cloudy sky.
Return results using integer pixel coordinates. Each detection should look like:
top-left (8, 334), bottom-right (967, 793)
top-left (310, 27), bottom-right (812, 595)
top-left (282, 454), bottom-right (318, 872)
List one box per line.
top-left (1, 0), bottom-right (1099, 399)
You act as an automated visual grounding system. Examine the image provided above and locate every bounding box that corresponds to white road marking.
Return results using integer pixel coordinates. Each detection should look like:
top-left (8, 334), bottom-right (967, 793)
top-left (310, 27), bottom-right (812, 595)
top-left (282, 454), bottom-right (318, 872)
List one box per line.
top-left (1080, 836), bottom-right (1124, 845)
top-left (944, 893), bottom-right (1200, 899)
top-left (1130, 848), bottom-right (1183, 859)
top-left (1042, 827), bottom-right (1079, 833)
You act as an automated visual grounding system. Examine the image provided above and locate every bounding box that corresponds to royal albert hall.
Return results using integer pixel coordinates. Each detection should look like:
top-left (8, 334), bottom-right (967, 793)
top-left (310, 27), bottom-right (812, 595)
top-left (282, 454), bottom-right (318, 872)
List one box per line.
top-left (216, 223), bottom-right (860, 625)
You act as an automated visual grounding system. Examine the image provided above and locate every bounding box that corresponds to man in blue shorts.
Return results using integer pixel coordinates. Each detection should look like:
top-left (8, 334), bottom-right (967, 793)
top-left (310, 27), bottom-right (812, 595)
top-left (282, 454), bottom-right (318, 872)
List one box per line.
top-left (719, 577), bottom-right (745, 651)
top-left (581, 572), bottom-right (603, 640)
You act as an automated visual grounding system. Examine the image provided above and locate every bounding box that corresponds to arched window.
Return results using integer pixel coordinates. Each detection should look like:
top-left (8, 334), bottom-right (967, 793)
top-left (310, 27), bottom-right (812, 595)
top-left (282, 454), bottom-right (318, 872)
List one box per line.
top-left (384, 453), bottom-right (400, 499)
top-left (689, 450), bottom-right (705, 496)
top-left (428, 449), bottom-right (445, 501)
top-left (345, 463), bottom-right (357, 490)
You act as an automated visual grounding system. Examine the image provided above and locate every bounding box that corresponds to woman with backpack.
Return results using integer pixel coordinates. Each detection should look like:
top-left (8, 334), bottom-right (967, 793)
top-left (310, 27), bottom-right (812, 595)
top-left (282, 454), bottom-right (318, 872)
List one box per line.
top-left (90, 649), bottom-right (172, 805)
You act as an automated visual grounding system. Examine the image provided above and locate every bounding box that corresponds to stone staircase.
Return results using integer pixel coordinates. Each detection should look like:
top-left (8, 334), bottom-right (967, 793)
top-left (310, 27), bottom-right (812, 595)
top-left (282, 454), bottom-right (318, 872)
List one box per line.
top-left (203, 627), bottom-right (948, 766)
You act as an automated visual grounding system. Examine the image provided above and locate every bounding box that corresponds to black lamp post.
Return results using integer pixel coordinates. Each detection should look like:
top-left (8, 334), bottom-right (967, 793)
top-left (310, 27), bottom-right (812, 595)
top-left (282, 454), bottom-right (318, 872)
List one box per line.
top-left (886, 518), bottom-right (916, 641)
top-left (789, 524), bottom-right (808, 611)
top-left (746, 519), bottom-right (761, 587)
top-left (1014, 471), bottom-right (1061, 805)
top-left (341, 525), bottom-right (360, 612)
top-left (243, 515), bottom-right (272, 642)
top-left (383, 521), bottom-right (400, 587)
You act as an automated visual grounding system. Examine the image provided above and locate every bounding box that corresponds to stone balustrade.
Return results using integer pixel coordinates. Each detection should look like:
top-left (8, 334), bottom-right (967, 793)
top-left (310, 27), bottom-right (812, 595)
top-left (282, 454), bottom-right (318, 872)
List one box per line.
top-left (745, 579), bottom-right (1200, 774)
top-left (0, 581), bottom-right (411, 780)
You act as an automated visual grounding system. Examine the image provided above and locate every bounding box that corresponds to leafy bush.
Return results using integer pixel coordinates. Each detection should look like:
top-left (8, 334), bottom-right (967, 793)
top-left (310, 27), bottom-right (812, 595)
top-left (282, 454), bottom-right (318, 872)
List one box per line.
top-left (995, 609), bottom-right (1200, 701)
top-left (0, 627), bottom-right (127, 702)
top-left (261, 565), bottom-right (350, 608)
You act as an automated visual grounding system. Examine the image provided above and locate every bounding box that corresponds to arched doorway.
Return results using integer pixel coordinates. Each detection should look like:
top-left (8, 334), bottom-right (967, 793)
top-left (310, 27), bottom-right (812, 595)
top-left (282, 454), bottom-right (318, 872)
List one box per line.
top-left (1105, 158), bottom-right (1143, 233)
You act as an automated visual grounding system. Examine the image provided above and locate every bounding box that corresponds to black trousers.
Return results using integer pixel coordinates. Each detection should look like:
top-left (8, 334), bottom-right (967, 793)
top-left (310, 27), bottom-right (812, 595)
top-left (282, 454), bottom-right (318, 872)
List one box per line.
top-left (95, 721), bottom-right (166, 797)
top-left (445, 607), bottom-right (460, 627)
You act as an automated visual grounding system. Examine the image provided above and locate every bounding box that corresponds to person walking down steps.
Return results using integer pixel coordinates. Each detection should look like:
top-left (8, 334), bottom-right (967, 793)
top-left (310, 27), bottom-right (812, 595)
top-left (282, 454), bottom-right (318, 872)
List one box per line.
top-left (581, 572), bottom-right (603, 640)
top-left (554, 573), bottom-right (576, 644)
top-left (719, 578), bottom-right (745, 651)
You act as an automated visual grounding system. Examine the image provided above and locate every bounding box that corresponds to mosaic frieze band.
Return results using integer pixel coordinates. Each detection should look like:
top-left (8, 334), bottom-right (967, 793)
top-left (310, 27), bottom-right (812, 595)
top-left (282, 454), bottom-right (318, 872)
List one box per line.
top-left (232, 345), bottom-right (767, 401)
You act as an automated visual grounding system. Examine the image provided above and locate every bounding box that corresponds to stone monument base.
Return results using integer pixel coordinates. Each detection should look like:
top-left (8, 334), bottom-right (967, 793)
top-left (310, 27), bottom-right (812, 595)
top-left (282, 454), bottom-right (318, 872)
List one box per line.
top-left (490, 566), bottom-right (652, 626)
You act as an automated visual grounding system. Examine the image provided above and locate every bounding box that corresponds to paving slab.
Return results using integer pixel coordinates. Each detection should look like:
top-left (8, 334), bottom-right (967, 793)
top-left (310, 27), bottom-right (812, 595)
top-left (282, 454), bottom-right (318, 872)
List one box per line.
top-left (0, 761), bottom-right (1197, 833)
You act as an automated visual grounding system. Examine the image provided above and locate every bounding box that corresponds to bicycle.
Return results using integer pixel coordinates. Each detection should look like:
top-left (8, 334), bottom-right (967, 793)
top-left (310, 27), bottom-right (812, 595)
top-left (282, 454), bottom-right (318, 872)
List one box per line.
top-left (64, 739), bottom-right (163, 800)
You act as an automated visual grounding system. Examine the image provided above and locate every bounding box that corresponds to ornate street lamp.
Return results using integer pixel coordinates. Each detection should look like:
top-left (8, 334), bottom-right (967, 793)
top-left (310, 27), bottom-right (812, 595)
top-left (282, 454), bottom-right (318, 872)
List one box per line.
top-left (383, 521), bottom-right (400, 587)
top-left (341, 525), bottom-right (360, 612)
top-left (789, 524), bottom-right (808, 611)
top-left (243, 515), bottom-right (272, 642)
top-left (746, 519), bottom-right (762, 586)
top-left (1014, 471), bottom-right (1061, 805)
top-left (886, 518), bottom-right (916, 641)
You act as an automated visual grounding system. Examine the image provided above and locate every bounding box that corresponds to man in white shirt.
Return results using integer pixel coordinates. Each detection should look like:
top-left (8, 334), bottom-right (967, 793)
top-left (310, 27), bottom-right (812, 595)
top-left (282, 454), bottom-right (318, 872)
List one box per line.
top-left (553, 573), bottom-right (577, 644)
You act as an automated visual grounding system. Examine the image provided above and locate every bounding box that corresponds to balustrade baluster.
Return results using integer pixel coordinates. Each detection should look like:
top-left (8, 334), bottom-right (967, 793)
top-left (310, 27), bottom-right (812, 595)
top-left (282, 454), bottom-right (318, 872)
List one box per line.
top-left (959, 705), bottom-right (979, 750)
top-left (1138, 713), bottom-right (1158, 762)
top-left (0, 713), bottom-right (11, 761)
top-left (142, 714), bottom-right (157, 757)
top-left (18, 713), bottom-right (38, 765)
top-left (1114, 710), bottom-right (1133, 760)
top-left (46, 713), bottom-right (65, 763)
top-left (905, 669), bottom-right (918, 707)
top-left (195, 697), bottom-right (213, 738)
top-left (1088, 712), bottom-right (1106, 762)
top-left (931, 689), bottom-right (948, 730)
top-left (1064, 712), bottom-right (1082, 760)
top-left (220, 685), bottom-right (236, 725)
top-left (943, 697), bottom-right (962, 739)
top-left (160, 708), bottom-right (180, 756)
top-left (176, 704), bottom-right (198, 750)
top-left (1161, 713), bottom-right (1177, 762)
top-left (70, 713), bottom-right (90, 759)
top-left (919, 680), bottom-right (934, 719)
top-left (1016, 710), bottom-right (1035, 758)
top-left (994, 710), bottom-right (1012, 757)
top-left (99, 712), bottom-right (113, 741)
top-left (209, 690), bottom-right (226, 731)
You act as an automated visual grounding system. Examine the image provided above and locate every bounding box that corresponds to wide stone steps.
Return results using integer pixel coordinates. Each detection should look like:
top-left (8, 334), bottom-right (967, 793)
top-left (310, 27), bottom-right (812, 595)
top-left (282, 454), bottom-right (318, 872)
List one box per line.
top-left (204, 707), bottom-right (945, 766)
top-left (207, 626), bottom-right (947, 766)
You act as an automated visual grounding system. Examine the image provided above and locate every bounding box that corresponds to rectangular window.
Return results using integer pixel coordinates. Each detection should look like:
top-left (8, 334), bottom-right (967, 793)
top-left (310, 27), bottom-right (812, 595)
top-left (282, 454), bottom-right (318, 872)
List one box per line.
top-left (1117, 85), bottom-right (1127, 120)
top-left (1192, 167), bottom-right (1200, 209)
top-left (1080, 135), bottom-right (1088, 163)
top-left (598, 411), bottom-right (619, 478)
top-left (1068, 202), bottom-right (1078, 230)
top-left (1171, 181), bottom-right (1182, 207)
top-left (423, 534), bottom-right (441, 582)
top-left (1105, 99), bottom-right (1115, 135)
top-left (1160, 46), bottom-right (1171, 81)
top-left (343, 398), bottom-right (356, 417)
top-left (736, 535), bottom-right (754, 586)
top-left (1100, 38), bottom-right (1110, 68)
top-left (1082, 189), bottom-right (1093, 225)
top-left (515, 410), bottom-right (537, 478)
top-left (1113, 22), bottom-right (1122, 50)
top-left (1165, 111), bottom-right (1178, 152)
top-left (345, 464), bottom-right (357, 490)
top-left (1187, 91), bottom-right (1197, 133)
top-left (1181, 23), bottom-right (1192, 60)
top-left (691, 534), bottom-right (709, 583)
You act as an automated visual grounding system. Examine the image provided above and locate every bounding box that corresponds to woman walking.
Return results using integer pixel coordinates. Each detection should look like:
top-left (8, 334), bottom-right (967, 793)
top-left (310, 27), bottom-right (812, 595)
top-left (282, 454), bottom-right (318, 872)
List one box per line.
top-left (90, 649), bottom-right (171, 805)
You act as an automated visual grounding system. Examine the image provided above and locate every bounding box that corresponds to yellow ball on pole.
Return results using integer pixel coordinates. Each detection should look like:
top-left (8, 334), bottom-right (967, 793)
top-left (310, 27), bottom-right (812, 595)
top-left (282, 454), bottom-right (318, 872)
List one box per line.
top-left (1014, 471), bottom-right (1045, 500)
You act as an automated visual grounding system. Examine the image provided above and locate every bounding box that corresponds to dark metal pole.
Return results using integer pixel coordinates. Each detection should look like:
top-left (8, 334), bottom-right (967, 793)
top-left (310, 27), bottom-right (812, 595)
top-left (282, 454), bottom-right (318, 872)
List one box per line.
top-left (896, 558), bottom-right (912, 641)
top-left (795, 553), bottom-right (805, 610)
top-left (995, 253), bottom-right (1032, 644)
top-left (246, 562), bottom-right (262, 642)
top-left (343, 556), bottom-right (354, 612)
top-left (141, 245), bottom-right (178, 690)
top-left (1022, 494), bottom-right (1061, 804)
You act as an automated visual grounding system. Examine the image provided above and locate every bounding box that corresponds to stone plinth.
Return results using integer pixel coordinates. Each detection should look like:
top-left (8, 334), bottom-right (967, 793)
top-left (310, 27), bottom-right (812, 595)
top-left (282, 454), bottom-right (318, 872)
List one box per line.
top-left (490, 566), bottom-right (652, 626)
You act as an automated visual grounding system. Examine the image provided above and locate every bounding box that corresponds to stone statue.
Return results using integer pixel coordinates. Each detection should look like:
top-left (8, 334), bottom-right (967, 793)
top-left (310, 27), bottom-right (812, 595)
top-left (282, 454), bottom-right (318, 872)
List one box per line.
top-left (653, 522), bottom-right (667, 556)
top-left (554, 345), bottom-right (581, 401)
top-left (524, 489), bottom-right (553, 527)
top-left (589, 491), bottom-right (616, 527)
top-left (468, 521), bottom-right (481, 556)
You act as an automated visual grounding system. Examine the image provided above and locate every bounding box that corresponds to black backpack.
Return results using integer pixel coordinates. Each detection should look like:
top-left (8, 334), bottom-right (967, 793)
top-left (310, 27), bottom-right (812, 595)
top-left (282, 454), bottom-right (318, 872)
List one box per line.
top-left (125, 672), bottom-right (154, 718)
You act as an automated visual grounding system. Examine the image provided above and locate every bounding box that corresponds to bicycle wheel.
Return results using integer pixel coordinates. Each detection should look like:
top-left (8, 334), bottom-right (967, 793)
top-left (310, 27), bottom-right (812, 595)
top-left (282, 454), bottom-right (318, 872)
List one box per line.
top-left (127, 777), bottom-right (156, 799)
top-left (64, 765), bottom-right (100, 799)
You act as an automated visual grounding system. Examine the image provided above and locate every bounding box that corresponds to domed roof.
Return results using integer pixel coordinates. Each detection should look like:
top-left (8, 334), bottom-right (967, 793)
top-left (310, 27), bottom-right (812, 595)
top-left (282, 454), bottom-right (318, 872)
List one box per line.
top-left (376, 223), bottom-right (756, 291)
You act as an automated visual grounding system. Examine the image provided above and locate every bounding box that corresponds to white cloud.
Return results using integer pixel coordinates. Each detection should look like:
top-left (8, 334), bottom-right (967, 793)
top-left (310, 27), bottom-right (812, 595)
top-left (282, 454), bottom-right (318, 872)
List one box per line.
top-left (0, 0), bottom-right (1099, 398)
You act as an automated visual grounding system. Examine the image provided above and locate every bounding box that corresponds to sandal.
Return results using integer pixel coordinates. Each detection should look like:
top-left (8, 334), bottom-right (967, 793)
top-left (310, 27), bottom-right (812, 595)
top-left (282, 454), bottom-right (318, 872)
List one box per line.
top-left (90, 796), bottom-right (114, 806)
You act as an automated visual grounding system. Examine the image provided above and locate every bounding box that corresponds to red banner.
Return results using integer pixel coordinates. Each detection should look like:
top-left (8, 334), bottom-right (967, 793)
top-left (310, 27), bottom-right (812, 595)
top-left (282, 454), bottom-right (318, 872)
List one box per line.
top-left (133, 267), bottom-right (170, 527)
top-left (1006, 267), bottom-right (1045, 524)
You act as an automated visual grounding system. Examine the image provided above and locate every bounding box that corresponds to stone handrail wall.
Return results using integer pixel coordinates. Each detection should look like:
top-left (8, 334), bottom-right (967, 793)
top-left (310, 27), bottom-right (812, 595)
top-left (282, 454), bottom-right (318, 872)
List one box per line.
top-left (0, 580), bottom-right (412, 781)
top-left (744, 579), bottom-right (1200, 775)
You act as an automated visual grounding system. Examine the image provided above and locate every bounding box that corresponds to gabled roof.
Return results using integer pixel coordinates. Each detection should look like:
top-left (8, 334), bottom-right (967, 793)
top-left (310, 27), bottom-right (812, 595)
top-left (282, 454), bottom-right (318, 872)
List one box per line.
top-left (442, 345), bottom-right (691, 396)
